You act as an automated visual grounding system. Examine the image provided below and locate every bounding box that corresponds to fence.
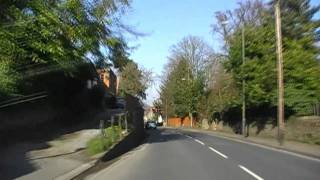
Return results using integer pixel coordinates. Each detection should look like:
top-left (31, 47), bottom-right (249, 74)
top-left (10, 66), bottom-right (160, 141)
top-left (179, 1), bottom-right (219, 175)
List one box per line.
top-left (313, 103), bottom-right (320, 116)
top-left (99, 112), bottom-right (130, 139)
top-left (167, 117), bottom-right (196, 127)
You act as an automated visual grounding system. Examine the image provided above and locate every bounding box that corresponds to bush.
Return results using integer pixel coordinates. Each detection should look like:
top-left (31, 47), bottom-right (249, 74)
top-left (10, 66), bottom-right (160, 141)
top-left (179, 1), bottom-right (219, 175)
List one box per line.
top-left (87, 126), bottom-right (122, 155)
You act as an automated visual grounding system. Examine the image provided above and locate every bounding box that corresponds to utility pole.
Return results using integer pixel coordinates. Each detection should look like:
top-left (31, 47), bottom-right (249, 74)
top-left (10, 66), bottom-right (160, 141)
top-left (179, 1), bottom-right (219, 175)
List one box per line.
top-left (275, 0), bottom-right (285, 145)
top-left (241, 21), bottom-right (246, 137)
top-left (182, 66), bottom-right (193, 128)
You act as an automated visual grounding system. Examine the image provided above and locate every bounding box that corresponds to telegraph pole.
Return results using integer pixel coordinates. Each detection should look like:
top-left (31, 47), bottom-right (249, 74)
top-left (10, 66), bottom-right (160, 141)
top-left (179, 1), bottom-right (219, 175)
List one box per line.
top-left (241, 21), bottom-right (246, 137)
top-left (274, 0), bottom-right (285, 145)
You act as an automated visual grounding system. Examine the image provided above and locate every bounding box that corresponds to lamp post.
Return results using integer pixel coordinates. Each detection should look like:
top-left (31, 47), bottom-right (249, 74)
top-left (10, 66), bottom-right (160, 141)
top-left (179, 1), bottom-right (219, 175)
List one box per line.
top-left (181, 77), bottom-right (193, 128)
top-left (165, 98), bottom-right (168, 127)
top-left (241, 21), bottom-right (246, 137)
top-left (222, 20), bottom-right (246, 137)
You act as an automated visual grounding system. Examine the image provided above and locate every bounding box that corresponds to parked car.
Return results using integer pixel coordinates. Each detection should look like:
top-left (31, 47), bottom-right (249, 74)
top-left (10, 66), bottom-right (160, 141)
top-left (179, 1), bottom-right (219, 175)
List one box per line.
top-left (145, 121), bottom-right (157, 129)
top-left (156, 122), bottom-right (163, 126)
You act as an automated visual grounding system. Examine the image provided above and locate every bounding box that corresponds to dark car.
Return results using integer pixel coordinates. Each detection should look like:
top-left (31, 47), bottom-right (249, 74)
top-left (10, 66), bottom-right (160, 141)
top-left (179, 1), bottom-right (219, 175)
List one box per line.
top-left (156, 122), bottom-right (163, 126)
top-left (145, 121), bottom-right (157, 129)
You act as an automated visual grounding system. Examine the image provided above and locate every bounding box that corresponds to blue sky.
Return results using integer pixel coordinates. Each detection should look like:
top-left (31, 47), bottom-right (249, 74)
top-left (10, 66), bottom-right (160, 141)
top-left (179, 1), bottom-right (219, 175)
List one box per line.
top-left (123, 0), bottom-right (320, 105)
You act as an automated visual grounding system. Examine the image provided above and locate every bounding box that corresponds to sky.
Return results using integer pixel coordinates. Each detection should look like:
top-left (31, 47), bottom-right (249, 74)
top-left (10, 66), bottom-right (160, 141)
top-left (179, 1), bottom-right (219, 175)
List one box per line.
top-left (123, 0), bottom-right (320, 105)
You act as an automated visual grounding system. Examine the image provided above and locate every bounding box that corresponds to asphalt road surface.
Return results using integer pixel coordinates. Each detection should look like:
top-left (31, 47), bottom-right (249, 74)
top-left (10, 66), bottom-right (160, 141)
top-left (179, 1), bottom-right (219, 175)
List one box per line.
top-left (86, 128), bottom-right (320, 180)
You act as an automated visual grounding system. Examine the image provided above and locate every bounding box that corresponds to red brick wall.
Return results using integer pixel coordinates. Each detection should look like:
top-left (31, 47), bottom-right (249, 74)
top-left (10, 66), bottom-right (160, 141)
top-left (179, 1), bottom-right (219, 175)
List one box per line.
top-left (97, 69), bottom-right (117, 95)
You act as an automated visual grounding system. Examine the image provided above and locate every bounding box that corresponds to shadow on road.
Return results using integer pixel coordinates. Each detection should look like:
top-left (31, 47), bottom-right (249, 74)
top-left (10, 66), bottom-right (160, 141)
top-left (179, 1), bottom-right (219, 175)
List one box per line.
top-left (145, 128), bottom-right (188, 145)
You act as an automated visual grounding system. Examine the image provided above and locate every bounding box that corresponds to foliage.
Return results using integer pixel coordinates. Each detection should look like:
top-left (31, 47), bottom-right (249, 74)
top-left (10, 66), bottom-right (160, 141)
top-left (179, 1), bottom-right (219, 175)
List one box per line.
top-left (226, 23), bottom-right (277, 106)
top-left (87, 126), bottom-right (122, 155)
top-left (215, 0), bottom-right (320, 116)
top-left (159, 36), bottom-right (212, 118)
top-left (277, 0), bottom-right (320, 115)
top-left (198, 65), bottom-right (240, 122)
top-left (0, 0), bottom-right (131, 98)
top-left (159, 0), bottom-right (320, 131)
top-left (119, 62), bottom-right (152, 99)
top-left (0, 61), bottom-right (21, 98)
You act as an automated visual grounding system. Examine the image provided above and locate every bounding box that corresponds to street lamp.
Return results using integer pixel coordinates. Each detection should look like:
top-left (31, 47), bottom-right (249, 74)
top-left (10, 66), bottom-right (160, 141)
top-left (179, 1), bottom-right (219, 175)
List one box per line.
top-left (222, 19), bottom-right (246, 137)
top-left (181, 77), bottom-right (193, 128)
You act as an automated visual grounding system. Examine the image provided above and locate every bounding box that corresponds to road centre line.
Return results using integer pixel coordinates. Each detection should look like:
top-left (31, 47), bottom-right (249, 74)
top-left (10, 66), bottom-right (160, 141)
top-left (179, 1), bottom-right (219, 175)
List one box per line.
top-left (184, 134), bottom-right (228, 159)
top-left (194, 139), bottom-right (205, 145)
top-left (208, 146), bottom-right (228, 159)
top-left (185, 135), bottom-right (192, 138)
top-left (238, 165), bottom-right (264, 180)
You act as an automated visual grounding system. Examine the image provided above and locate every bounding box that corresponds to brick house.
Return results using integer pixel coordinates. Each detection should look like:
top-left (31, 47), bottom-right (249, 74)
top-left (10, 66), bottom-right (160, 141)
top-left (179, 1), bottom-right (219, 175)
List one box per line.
top-left (97, 68), bottom-right (118, 95)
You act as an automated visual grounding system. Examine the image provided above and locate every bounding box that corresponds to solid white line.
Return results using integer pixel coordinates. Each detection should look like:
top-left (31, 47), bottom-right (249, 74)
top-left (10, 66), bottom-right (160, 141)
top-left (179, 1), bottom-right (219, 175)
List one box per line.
top-left (186, 130), bottom-right (320, 162)
top-left (194, 139), bottom-right (205, 146)
top-left (208, 147), bottom-right (228, 159)
top-left (238, 165), bottom-right (264, 180)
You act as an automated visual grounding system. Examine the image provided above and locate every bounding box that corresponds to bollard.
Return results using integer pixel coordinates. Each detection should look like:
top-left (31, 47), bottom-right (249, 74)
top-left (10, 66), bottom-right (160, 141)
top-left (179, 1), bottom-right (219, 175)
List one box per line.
top-left (111, 116), bottom-right (115, 142)
top-left (125, 113), bottom-right (128, 133)
top-left (100, 120), bottom-right (105, 137)
top-left (118, 115), bottom-right (121, 129)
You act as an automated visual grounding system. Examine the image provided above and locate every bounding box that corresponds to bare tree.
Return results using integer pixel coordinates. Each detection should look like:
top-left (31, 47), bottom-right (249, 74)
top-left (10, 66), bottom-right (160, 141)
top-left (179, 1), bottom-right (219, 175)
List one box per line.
top-left (212, 0), bottom-right (265, 50)
top-left (170, 36), bottom-right (214, 78)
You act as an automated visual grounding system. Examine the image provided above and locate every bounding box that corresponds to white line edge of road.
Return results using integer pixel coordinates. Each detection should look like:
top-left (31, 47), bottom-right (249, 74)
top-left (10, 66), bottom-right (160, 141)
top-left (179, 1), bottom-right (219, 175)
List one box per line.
top-left (238, 165), bottom-right (264, 180)
top-left (183, 130), bottom-right (320, 163)
top-left (218, 135), bottom-right (320, 163)
top-left (194, 139), bottom-right (205, 146)
top-left (208, 147), bottom-right (228, 159)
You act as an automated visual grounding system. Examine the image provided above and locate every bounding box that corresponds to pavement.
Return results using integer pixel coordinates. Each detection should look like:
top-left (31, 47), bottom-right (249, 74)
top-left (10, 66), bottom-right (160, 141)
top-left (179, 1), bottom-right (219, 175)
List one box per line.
top-left (0, 129), bottom-right (99, 180)
top-left (0, 108), bottom-right (125, 180)
top-left (85, 128), bottom-right (320, 180)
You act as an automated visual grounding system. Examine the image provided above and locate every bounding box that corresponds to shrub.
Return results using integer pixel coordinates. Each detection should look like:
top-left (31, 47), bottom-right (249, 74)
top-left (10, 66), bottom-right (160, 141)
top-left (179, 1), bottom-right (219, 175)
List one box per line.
top-left (87, 126), bottom-right (122, 155)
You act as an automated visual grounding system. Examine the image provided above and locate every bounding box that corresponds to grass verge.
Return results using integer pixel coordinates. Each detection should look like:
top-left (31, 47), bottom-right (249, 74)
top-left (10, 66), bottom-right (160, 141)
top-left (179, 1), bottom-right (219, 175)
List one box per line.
top-left (87, 126), bottom-right (122, 155)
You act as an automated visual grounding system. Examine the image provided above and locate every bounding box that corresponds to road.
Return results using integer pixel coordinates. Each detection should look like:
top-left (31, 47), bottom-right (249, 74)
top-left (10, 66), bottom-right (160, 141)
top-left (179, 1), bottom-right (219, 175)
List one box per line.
top-left (86, 128), bottom-right (320, 180)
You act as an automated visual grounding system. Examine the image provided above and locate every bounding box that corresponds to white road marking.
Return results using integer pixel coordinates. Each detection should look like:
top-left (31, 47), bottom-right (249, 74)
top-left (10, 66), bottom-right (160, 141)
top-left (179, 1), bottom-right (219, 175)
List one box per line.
top-left (238, 165), bottom-right (264, 180)
top-left (185, 135), bottom-right (192, 138)
top-left (208, 147), bottom-right (228, 159)
top-left (194, 139), bottom-right (205, 146)
top-left (189, 130), bottom-right (320, 162)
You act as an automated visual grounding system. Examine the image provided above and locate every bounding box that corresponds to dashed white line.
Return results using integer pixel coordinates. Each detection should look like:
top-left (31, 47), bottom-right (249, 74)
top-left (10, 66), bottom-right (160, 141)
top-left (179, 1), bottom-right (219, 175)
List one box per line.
top-left (185, 135), bottom-right (192, 138)
top-left (194, 139), bottom-right (205, 146)
top-left (208, 147), bottom-right (228, 159)
top-left (238, 165), bottom-right (264, 180)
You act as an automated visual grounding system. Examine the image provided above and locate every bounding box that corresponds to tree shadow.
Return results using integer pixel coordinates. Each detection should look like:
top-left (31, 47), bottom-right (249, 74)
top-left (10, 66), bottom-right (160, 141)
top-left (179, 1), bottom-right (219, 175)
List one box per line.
top-left (145, 128), bottom-right (188, 144)
top-left (246, 104), bottom-right (277, 136)
top-left (220, 107), bottom-right (242, 134)
top-left (221, 104), bottom-right (294, 136)
top-left (0, 142), bottom-right (50, 180)
top-left (0, 109), bottom-right (109, 180)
